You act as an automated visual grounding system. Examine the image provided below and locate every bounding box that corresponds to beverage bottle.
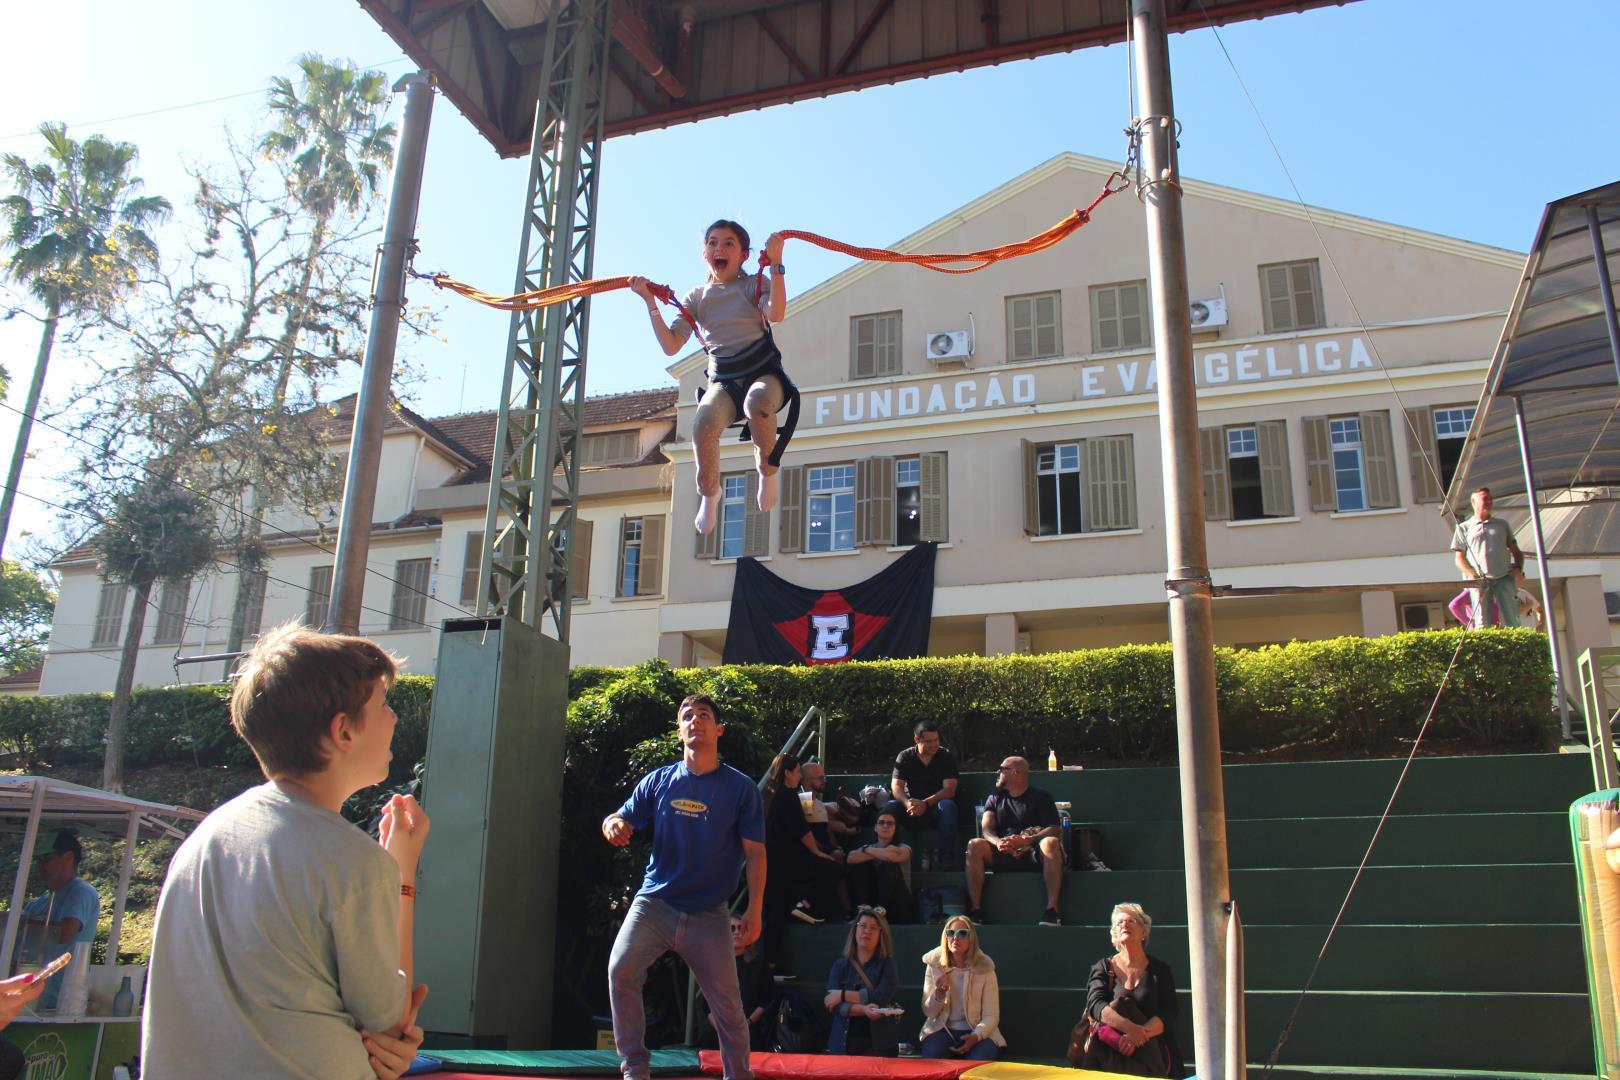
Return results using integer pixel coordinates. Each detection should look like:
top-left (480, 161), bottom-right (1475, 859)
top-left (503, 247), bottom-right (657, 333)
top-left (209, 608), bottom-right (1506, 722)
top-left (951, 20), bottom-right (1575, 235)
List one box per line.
top-left (1047, 748), bottom-right (1058, 771)
top-left (113, 976), bottom-right (134, 1017)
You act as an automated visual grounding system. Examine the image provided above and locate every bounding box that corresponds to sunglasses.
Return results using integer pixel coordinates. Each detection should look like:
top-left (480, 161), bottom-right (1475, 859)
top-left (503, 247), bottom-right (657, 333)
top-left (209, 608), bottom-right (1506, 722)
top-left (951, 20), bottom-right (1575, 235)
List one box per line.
top-left (856, 905), bottom-right (887, 917)
top-left (945, 928), bottom-right (972, 940)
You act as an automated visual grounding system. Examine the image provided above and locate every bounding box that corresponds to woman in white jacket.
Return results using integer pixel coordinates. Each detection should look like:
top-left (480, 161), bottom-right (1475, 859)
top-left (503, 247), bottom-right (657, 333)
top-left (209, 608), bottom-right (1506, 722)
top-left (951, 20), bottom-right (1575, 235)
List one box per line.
top-left (918, 915), bottom-right (1005, 1060)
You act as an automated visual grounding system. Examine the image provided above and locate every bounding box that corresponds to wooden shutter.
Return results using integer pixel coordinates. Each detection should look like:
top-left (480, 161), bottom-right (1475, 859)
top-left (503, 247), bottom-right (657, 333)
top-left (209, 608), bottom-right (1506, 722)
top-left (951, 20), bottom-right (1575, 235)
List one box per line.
top-left (390, 560), bottom-right (429, 629)
top-left (1262, 265), bottom-right (1292, 333)
top-left (308, 565), bottom-right (334, 625)
top-left (856, 456), bottom-right (895, 546)
top-left (459, 533), bottom-right (482, 606)
top-left (1360, 410), bottom-right (1399, 509)
top-left (1008, 296), bottom-right (1033, 361)
top-left (695, 504), bottom-right (719, 559)
top-left (1291, 262), bottom-right (1322, 328)
top-left (637, 515), bottom-right (665, 595)
top-left (239, 571), bottom-right (268, 637)
top-left (1256, 420), bottom-right (1295, 517)
top-left (616, 517), bottom-right (632, 596)
top-left (153, 578), bottom-right (191, 644)
top-left (1084, 435), bottom-right (1136, 531)
top-left (876, 314), bottom-right (899, 376)
top-left (1034, 293), bottom-right (1060, 358)
top-left (743, 474), bottom-right (770, 557)
top-left (1200, 427), bottom-right (1230, 522)
top-left (1302, 415), bottom-right (1335, 512)
top-left (1406, 406), bottom-right (1443, 503)
top-left (93, 582), bottom-right (128, 648)
top-left (852, 316), bottom-right (876, 378)
top-left (572, 518), bottom-right (593, 599)
top-left (920, 452), bottom-right (949, 543)
top-left (1021, 440), bottom-right (1040, 535)
top-left (778, 466), bottom-right (805, 553)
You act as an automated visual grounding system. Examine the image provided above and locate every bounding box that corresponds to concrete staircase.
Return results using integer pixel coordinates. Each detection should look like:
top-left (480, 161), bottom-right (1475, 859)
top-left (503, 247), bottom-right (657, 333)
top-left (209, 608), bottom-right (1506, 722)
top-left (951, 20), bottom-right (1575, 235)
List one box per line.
top-left (783, 753), bottom-right (1594, 1080)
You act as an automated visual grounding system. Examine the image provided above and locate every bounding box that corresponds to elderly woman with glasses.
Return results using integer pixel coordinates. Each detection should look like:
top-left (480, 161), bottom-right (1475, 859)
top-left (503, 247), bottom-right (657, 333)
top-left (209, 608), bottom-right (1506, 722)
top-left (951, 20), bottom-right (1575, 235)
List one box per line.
top-left (824, 907), bottom-right (900, 1056)
top-left (1076, 902), bottom-right (1182, 1077)
top-left (847, 810), bottom-right (916, 923)
top-left (918, 915), bottom-right (1004, 1060)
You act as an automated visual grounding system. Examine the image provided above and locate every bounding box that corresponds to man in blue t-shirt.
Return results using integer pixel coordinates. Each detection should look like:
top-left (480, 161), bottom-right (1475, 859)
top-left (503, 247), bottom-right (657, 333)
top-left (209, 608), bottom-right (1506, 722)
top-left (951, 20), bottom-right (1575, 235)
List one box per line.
top-left (603, 695), bottom-right (766, 1080)
top-left (21, 830), bottom-right (99, 1009)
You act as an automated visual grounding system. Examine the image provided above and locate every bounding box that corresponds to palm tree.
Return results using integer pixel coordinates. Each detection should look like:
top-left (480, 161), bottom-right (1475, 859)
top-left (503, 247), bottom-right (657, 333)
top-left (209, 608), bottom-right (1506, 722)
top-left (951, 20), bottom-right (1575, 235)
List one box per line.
top-left (262, 54), bottom-right (397, 406)
top-left (0, 124), bottom-right (169, 562)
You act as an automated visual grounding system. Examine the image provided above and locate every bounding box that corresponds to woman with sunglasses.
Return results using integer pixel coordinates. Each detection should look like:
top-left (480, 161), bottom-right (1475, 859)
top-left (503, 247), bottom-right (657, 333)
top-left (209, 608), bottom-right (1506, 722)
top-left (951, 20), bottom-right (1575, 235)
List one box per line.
top-left (917, 916), bottom-right (1004, 1060)
top-left (847, 811), bottom-right (916, 923)
top-left (1077, 903), bottom-right (1181, 1077)
top-left (763, 754), bottom-right (848, 974)
top-left (824, 907), bottom-right (900, 1056)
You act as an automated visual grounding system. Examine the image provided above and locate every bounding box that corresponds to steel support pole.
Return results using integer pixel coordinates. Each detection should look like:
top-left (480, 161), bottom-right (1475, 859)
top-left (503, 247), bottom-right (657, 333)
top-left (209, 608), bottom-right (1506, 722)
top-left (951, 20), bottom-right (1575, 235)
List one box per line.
top-left (1131, 2), bottom-right (1233, 1075)
top-left (327, 72), bottom-right (436, 633)
top-left (1587, 207), bottom-right (1620, 389)
top-left (1513, 395), bottom-right (1572, 739)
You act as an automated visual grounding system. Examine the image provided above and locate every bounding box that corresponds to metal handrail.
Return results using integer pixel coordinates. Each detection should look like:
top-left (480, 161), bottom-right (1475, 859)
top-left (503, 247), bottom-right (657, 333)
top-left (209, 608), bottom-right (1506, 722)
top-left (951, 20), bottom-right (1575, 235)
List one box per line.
top-left (682, 705), bottom-right (828, 1044)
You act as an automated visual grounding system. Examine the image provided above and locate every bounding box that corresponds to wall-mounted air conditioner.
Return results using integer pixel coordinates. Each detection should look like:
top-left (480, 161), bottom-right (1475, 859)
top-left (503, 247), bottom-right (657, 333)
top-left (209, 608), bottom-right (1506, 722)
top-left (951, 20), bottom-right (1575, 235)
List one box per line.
top-left (1400, 601), bottom-right (1450, 632)
top-left (925, 329), bottom-right (971, 363)
top-left (1189, 295), bottom-right (1228, 329)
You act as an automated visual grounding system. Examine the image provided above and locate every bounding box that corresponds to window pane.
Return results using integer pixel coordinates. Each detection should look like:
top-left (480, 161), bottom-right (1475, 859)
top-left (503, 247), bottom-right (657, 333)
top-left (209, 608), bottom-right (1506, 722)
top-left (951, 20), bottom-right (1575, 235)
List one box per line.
top-left (1227, 426), bottom-right (1258, 458)
top-left (720, 475), bottom-right (747, 559)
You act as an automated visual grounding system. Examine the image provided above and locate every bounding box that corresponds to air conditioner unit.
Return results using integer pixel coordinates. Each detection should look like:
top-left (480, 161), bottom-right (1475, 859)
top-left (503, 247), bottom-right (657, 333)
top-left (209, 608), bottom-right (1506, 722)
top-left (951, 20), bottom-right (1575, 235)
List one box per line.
top-left (1400, 601), bottom-right (1450, 632)
top-left (1189, 296), bottom-right (1228, 329)
top-left (925, 330), bottom-right (971, 362)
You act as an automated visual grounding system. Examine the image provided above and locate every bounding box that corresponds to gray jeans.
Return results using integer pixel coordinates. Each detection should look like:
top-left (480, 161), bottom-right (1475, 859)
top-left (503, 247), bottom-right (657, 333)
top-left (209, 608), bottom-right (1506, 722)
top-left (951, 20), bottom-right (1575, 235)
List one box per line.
top-left (1472, 574), bottom-right (1521, 629)
top-left (609, 895), bottom-right (753, 1080)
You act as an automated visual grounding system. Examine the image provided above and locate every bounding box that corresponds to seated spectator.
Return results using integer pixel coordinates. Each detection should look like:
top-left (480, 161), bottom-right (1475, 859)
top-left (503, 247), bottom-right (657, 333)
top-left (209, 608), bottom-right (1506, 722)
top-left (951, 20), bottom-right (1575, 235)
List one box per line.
top-left (918, 916), bottom-right (1003, 1061)
top-left (825, 907), bottom-right (900, 1056)
top-left (964, 756), bottom-right (1064, 927)
top-left (883, 721), bottom-right (960, 871)
top-left (141, 623), bottom-right (429, 1080)
top-left (703, 914), bottom-right (775, 1051)
top-left (847, 811), bottom-right (917, 923)
top-left (764, 753), bottom-right (848, 974)
top-left (802, 762), bottom-right (860, 852)
top-left (1078, 903), bottom-right (1182, 1077)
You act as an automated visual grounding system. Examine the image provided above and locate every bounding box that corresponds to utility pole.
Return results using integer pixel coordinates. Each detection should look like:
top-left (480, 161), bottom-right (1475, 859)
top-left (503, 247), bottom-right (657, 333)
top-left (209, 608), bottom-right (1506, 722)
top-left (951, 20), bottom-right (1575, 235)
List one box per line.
top-left (326, 72), bottom-right (436, 634)
top-left (1131, 1), bottom-right (1237, 1075)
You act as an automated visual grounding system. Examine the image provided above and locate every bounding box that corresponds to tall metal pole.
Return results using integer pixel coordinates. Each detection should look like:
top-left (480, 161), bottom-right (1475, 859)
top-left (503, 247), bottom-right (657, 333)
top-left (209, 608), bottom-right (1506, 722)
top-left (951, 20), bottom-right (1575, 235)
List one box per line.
top-left (1131, 2), bottom-right (1233, 1075)
top-left (1512, 395), bottom-right (1571, 739)
top-left (327, 73), bottom-right (436, 634)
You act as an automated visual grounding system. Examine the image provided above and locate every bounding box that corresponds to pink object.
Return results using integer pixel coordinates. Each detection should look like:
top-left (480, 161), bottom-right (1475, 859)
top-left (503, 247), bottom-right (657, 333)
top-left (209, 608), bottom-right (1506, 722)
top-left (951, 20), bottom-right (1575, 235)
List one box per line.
top-left (1096, 1024), bottom-right (1127, 1050)
top-left (1448, 589), bottom-right (1502, 629)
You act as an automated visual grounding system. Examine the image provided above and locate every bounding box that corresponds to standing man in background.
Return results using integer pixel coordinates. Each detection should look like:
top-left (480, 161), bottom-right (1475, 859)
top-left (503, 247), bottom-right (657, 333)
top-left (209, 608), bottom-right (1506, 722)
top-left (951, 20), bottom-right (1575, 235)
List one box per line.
top-left (1451, 486), bottom-right (1524, 629)
top-left (603, 695), bottom-right (766, 1080)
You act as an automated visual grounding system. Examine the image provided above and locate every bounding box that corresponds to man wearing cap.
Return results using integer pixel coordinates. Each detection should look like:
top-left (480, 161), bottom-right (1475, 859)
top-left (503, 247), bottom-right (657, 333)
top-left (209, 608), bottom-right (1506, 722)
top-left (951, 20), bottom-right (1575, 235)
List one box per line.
top-left (22, 830), bottom-right (99, 1008)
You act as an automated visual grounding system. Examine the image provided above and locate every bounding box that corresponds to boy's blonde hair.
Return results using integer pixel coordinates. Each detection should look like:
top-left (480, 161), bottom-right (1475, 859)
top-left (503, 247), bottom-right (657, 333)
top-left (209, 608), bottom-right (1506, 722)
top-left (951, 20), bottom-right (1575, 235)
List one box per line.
top-left (230, 621), bottom-right (398, 778)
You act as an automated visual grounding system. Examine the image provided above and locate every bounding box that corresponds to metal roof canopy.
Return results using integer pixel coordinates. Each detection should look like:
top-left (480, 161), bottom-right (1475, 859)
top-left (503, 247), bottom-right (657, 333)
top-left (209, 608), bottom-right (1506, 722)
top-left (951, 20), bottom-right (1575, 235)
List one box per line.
top-left (360, 0), bottom-right (1354, 155)
top-left (1447, 180), bottom-right (1620, 554)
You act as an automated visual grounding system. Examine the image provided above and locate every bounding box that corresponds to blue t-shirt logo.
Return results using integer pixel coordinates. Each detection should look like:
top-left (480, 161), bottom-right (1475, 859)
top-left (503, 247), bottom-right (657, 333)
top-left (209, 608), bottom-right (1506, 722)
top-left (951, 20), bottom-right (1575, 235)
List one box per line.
top-left (670, 798), bottom-right (708, 818)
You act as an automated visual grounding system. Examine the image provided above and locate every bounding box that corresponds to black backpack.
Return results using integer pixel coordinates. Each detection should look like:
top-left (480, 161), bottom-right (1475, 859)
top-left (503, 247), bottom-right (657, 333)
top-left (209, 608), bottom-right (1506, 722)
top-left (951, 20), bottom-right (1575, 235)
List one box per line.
top-left (770, 987), bottom-right (827, 1053)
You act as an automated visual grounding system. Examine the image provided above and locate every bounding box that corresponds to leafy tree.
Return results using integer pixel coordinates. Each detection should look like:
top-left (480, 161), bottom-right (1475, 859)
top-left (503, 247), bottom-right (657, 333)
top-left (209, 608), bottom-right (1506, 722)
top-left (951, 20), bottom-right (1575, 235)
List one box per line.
top-left (93, 481), bottom-right (214, 791)
top-left (0, 124), bottom-right (169, 562)
top-left (0, 559), bottom-right (55, 675)
top-left (262, 54), bottom-right (396, 408)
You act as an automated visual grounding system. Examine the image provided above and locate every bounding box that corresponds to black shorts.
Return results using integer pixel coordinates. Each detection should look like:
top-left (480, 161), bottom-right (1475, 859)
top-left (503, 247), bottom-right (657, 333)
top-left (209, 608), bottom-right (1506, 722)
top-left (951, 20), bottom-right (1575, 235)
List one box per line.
top-left (989, 849), bottom-right (1043, 872)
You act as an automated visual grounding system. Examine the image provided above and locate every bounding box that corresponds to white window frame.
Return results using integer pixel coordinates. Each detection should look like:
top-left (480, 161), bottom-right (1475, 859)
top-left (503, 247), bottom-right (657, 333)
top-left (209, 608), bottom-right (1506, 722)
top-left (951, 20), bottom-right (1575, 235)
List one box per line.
top-left (807, 464), bottom-right (856, 553)
top-left (619, 517), bottom-right (644, 596)
top-left (1330, 416), bottom-right (1367, 512)
top-left (895, 457), bottom-right (922, 546)
top-left (719, 474), bottom-right (748, 560)
top-left (1036, 442), bottom-right (1084, 536)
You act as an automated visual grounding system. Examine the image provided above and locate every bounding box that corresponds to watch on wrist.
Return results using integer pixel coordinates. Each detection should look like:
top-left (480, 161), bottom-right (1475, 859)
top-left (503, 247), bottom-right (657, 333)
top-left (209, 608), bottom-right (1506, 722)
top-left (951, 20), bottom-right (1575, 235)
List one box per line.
top-left (770, 263), bottom-right (784, 274)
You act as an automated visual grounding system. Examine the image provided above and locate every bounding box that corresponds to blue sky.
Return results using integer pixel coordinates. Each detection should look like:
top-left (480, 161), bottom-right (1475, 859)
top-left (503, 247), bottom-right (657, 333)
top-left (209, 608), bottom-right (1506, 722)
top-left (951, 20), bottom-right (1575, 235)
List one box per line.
top-left (1, 0), bottom-right (1615, 556)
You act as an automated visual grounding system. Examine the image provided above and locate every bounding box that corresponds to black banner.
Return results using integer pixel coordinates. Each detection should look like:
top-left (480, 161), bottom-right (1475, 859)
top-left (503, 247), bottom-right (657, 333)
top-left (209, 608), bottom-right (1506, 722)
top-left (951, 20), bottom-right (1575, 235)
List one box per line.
top-left (722, 543), bottom-right (937, 665)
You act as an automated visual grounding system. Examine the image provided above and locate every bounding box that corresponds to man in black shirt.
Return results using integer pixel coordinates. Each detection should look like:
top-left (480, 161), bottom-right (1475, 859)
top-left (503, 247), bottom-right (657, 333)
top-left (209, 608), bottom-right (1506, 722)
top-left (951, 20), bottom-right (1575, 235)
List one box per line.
top-left (883, 720), bottom-right (961, 871)
top-left (964, 756), bottom-right (1063, 927)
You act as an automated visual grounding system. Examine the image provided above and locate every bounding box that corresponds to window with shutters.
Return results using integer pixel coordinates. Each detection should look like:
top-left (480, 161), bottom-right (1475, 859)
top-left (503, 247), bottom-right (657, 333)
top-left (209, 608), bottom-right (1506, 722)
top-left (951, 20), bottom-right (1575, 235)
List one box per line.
top-left (389, 558), bottom-right (431, 630)
top-left (896, 458), bottom-right (922, 546)
top-left (306, 565), bottom-right (334, 626)
top-left (719, 475), bottom-right (748, 559)
top-left (619, 519), bottom-right (644, 595)
top-left (1035, 443), bottom-right (1085, 535)
top-left (1304, 412), bottom-right (1397, 512)
top-left (152, 578), bottom-right (191, 645)
top-left (1259, 259), bottom-right (1324, 333)
top-left (1203, 422), bottom-right (1293, 522)
top-left (850, 312), bottom-right (901, 379)
top-left (1434, 406), bottom-right (1474, 492)
top-left (1006, 292), bottom-right (1062, 362)
top-left (92, 582), bottom-right (128, 649)
top-left (459, 534), bottom-right (483, 608)
top-left (1090, 281), bottom-right (1149, 352)
top-left (580, 430), bottom-right (642, 467)
top-left (232, 571), bottom-right (268, 643)
top-left (807, 465), bottom-right (856, 552)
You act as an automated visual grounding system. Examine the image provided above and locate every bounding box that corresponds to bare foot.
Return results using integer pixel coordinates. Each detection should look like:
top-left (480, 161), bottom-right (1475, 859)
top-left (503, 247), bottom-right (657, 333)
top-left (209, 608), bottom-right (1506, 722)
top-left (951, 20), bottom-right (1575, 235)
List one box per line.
top-left (757, 467), bottom-right (779, 512)
top-left (695, 491), bottom-right (720, 534)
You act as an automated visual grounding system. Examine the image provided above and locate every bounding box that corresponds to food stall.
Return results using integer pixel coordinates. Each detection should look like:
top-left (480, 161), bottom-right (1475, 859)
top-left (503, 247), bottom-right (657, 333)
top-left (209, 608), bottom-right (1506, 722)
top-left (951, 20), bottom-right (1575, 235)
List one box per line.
top-left (0, 776), bottom-right (204, 1080)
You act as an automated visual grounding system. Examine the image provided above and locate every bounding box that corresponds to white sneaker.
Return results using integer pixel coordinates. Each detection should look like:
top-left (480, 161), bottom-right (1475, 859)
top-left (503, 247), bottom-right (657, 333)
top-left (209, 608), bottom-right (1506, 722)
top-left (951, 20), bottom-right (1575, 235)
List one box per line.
top-left (757, 468), bottom-right (779, 512)
top-left (695, 492), bottom-right (720, 534)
